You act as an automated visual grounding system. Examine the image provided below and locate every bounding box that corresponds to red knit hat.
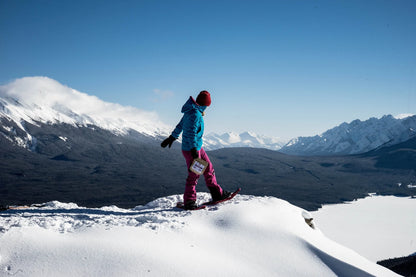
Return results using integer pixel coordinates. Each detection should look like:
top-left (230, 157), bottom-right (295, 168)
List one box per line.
top-left (196, 90), bottom-right (211, 106)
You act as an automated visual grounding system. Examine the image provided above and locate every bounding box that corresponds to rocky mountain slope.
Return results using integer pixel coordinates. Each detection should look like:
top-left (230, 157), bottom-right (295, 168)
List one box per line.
top-left (280, 115), bottom-right (416, 156)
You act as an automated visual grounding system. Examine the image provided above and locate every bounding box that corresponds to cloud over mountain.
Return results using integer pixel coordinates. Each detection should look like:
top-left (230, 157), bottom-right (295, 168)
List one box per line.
top-left (0, 76), bottom-right (170, 137)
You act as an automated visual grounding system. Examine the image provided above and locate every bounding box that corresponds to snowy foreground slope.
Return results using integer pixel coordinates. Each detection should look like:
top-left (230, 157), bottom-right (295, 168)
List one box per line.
top-left (0, 195), bottom-right (398, 277)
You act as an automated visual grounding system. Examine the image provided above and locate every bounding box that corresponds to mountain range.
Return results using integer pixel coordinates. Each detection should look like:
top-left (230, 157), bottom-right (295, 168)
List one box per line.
top-left (0, 76), bottom-right (170, 149)
top-left (205, 114), bottom-right (416, 155)
top-left (280, 114), bottom-right (416, 156)
top-left (1, 77), bottom-right (415, 211)
top-left (2, 77), bottom-right (415, 156)
top-left (204, 131), bottom-right (287, 150)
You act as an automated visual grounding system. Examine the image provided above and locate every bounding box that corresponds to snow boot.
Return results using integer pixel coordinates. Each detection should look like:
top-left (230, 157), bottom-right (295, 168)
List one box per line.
top-left (184, 201), bottom-right (198, 210)
top-left (209, 187), bottom-right (231, 202)
top-left (220, 190), bottom-right (232, 200)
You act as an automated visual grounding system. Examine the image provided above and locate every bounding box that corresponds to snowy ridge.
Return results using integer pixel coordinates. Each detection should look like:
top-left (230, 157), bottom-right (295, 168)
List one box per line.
top-left (0, 77), bottom-right (170, 145)
top-left (281, 115), bottom-right (416, 155)
top-left (0, 195), bottom-right (398, 276)
top-left (204, 131), bottom-right (287, 151)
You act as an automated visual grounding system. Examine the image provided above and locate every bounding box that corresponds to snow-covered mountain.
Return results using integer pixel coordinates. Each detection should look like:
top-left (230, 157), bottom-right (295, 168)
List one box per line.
top-left (0, 76), bottom-right (170, 150)
top-left (204, 131), bottom-right (287, 151)
top-left (280, 115), bottom-right (416, 156)
top-left (0, 194), bottom-right (400, 276)
top-left (2, 77), bottom-right (415, 156)
top-left (0, 77), bottom-right (287, 152)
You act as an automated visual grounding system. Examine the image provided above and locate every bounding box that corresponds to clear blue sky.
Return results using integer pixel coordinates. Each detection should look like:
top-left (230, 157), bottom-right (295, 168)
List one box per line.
top-left (1, 0), bottom-right (415, 139)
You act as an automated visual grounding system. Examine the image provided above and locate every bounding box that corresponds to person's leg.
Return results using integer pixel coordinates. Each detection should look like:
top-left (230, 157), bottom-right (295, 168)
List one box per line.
top-left (199, 148), bottom-right (224, 200)
top-left (182, 150), bottom-right (200, 204)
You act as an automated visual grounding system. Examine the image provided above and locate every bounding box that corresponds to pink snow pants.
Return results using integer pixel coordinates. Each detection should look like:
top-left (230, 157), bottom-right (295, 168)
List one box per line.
top-left (182, 148), bottom-right (223, 204)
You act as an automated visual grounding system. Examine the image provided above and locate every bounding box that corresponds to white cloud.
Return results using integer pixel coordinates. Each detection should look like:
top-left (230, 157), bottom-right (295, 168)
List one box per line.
top-left (394, 113), bottom-right (414, 120)
top-left (152, 89), bottom-right (174, 102)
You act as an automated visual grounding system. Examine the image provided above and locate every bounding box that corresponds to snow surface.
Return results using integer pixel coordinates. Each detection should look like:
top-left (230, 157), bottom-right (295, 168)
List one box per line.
top-left (312, 195), bottom-right (416, 262)
top-left (0, 194), bottom-right (398, 277)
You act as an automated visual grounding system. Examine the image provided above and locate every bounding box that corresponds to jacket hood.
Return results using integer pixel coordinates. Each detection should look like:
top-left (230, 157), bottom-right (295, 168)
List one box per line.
top-left (181, 96), bottom-right (207, 114)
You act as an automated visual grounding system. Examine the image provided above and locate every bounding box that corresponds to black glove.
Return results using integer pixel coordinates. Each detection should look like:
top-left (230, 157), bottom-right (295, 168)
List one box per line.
top-left (161, 135), bottom-right (176, 148)
top-left (191, 148), bottom-right (199, 159)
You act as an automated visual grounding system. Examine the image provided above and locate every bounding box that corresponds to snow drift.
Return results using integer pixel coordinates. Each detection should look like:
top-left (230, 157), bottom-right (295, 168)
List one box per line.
top-left (0, 194), bottom-right (398, 276)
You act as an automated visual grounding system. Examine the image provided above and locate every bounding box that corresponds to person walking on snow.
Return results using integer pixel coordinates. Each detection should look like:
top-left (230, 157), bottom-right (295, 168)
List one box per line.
top-left (161, 91), bottom-right (230, 210)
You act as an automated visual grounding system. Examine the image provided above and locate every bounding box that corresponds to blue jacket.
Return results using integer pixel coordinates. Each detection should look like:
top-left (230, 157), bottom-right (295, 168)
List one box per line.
top-left (172, 97), bottom-right (207, 151)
